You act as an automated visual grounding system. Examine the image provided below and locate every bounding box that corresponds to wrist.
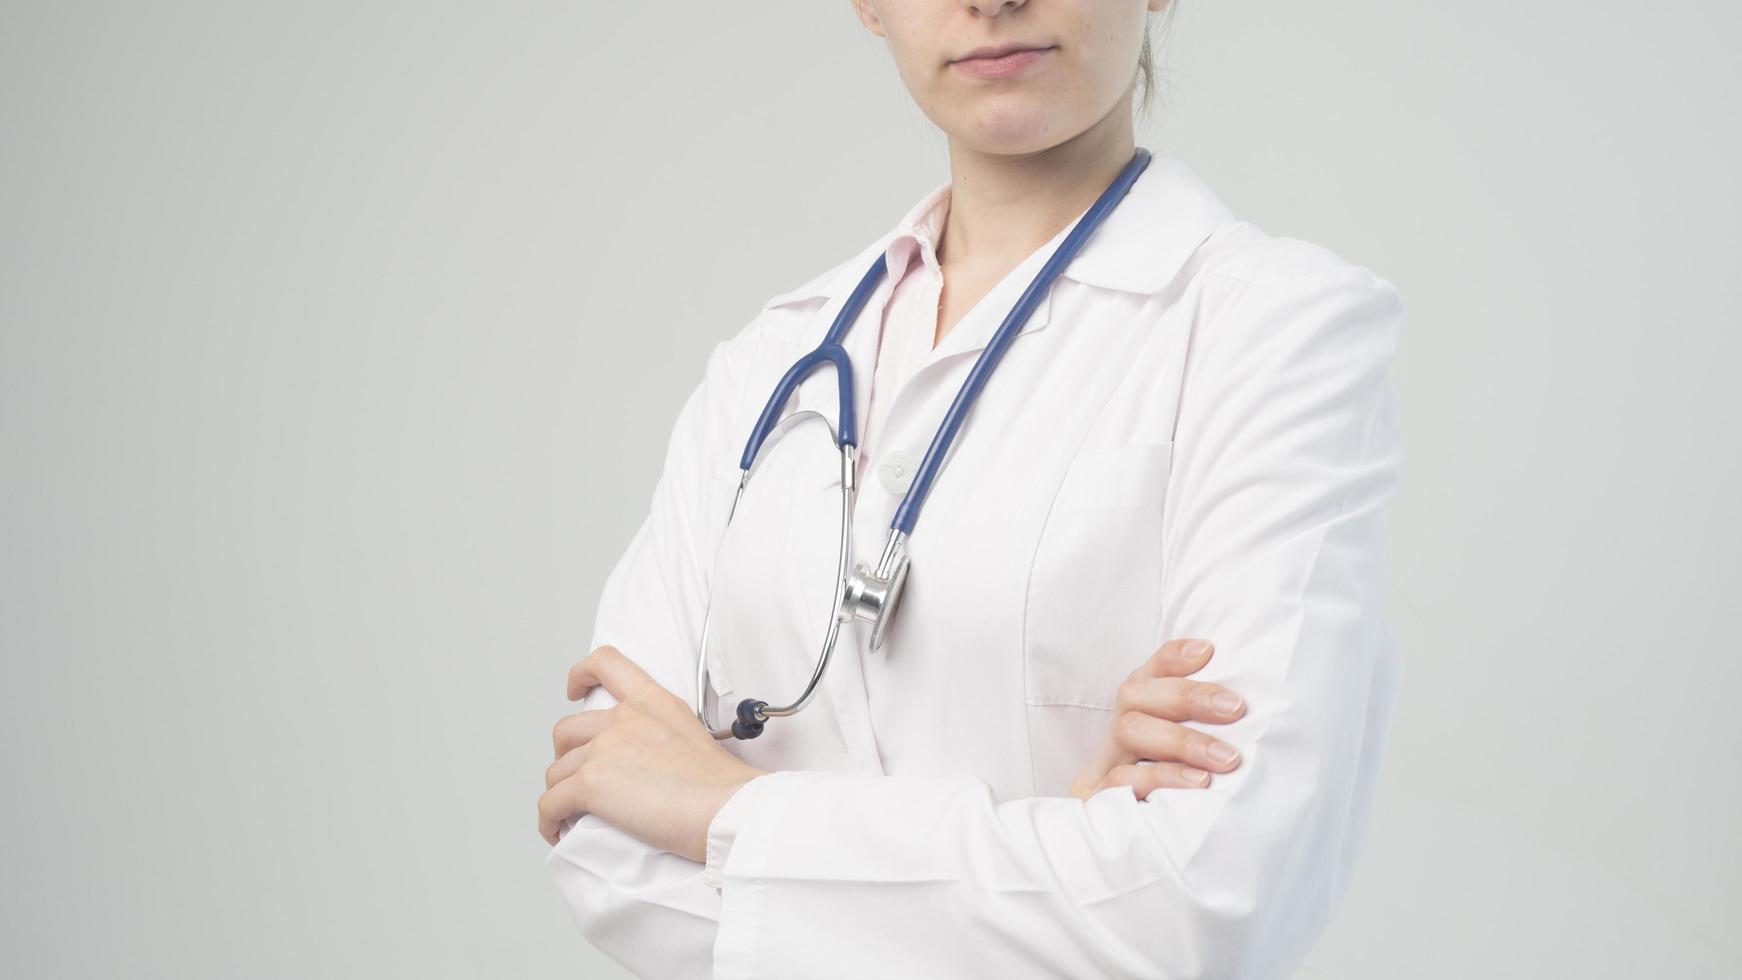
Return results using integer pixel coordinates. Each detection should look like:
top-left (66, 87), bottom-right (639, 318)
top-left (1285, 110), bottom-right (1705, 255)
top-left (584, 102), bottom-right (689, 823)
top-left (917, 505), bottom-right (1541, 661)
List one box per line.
top-left (690, 764), bottom-right (767, 863)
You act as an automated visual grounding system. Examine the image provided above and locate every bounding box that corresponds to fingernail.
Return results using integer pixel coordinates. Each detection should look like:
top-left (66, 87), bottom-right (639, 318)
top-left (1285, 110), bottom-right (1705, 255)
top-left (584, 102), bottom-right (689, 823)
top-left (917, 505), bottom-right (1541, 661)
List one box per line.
top-left (1213, 692), bottom-right (1243, 715)
top-left (1183, 639), bottom-right (1210, 660)
top-left (1182, 767), bottom-right (1210, 786)
top-left (1208, 741), bottom-right (1240, 765)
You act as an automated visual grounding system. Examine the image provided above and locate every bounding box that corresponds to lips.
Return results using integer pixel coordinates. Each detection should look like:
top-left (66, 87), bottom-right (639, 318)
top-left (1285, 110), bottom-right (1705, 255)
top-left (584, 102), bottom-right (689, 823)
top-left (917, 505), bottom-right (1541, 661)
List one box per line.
top-left (955, 41), bottom-right (1050, 62)
top-left (950, 43), bottom-right (1055, 80)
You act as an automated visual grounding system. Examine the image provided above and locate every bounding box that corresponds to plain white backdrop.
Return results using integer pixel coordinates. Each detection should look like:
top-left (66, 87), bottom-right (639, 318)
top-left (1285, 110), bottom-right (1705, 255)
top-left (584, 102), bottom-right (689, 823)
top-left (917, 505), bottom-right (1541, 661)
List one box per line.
top-left (2, 2), bottom-right (1737, 977)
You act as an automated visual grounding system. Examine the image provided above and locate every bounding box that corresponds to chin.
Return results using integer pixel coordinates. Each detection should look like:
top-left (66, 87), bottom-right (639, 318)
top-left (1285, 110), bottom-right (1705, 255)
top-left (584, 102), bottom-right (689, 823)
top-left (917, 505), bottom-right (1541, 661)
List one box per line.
top-left (948, 96), bottom-right (1076, 156)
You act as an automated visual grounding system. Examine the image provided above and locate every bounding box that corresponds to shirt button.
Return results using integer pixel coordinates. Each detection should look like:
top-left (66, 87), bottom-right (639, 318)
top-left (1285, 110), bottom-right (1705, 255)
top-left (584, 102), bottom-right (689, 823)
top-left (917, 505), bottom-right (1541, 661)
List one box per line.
top-left (877, 449), bottom-right (921, 496)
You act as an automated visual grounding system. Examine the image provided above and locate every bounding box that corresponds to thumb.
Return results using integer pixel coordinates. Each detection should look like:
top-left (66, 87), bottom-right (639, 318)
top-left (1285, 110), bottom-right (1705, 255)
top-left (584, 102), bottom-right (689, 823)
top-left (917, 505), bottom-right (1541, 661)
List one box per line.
top-left (1132, 637), bottom-right (1214, 681)
top-left (1069, 733), bottom-right (1136, 800)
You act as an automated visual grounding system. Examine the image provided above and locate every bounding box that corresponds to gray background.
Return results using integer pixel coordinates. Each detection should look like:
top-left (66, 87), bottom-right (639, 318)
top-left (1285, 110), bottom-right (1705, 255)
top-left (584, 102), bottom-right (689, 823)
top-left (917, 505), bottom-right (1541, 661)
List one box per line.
top-left (2, 2), bottom-right (1737, 977)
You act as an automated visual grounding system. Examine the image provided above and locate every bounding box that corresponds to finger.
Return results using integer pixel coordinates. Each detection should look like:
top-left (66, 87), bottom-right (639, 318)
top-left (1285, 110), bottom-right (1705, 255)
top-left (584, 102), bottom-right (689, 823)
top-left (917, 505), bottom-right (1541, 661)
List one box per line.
top-left (1097, 761), bottom-right (1214, 798)
top-left (1114, 676), bottom-right (1247, 725)
top-left (567, 645), bottom-right (658, 703)
top-left (545, 743), bottom-right (587, 790)
top-left (538, 777), bottom-right (587, 845)
top-left (1112, 711), bottom-right (1243, 774)
top-left (1129, 637), bottom-right (1214, 683)
top-left (552, 706), bottom-right (616, 758)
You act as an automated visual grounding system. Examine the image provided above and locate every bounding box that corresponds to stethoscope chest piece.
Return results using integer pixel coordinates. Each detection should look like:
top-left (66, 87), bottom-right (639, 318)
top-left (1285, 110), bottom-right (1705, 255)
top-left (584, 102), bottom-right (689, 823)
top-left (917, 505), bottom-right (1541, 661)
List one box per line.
top-left (842, 540), bottom-right (910, 652)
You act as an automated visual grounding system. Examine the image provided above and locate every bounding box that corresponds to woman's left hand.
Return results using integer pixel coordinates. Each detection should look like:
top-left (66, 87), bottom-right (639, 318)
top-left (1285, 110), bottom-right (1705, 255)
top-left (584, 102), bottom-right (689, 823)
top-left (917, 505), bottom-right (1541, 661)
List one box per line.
top-left (539, 645), bottom-right (768, 858)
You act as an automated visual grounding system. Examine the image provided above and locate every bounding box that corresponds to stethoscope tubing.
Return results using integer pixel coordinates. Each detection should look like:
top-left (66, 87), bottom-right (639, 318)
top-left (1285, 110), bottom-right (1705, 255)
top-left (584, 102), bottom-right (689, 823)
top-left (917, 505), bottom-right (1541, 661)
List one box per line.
top-left (695, 148), bottom-right (1154, 740)
top-left (893, 148), bottom-right (1151, 535)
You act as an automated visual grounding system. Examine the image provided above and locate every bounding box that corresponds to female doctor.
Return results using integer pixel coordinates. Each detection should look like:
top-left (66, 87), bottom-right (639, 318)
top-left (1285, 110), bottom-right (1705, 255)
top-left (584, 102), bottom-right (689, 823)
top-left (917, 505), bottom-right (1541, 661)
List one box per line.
top-left (539, 1), bottom-right (1405, 977)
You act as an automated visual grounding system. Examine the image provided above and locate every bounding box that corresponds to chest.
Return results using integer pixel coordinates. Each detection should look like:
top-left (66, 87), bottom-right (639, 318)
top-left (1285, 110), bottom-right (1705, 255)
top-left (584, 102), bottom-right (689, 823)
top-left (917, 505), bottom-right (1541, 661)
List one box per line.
top-left (702, 281), bottom-right (1197, 798)
top-left (933, 264), bottom-right (1000, 349)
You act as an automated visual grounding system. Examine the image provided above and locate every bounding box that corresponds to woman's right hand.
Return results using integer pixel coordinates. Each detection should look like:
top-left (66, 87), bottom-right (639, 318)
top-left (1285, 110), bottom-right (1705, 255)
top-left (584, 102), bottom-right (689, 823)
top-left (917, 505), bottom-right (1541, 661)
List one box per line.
top-left (1068, 637), bottom-right (1248, 801)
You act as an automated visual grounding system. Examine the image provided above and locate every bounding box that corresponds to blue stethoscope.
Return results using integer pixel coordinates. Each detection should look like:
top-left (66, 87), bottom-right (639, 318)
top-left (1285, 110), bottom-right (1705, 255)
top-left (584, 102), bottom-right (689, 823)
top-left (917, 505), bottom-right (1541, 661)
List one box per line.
top-left (695, 148), bottom-right (1152, 740)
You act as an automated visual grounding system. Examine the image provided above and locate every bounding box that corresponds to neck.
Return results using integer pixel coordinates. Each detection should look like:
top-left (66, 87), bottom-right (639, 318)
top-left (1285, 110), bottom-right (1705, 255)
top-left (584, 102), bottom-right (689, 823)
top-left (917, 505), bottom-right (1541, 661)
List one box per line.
top-left (936, 100), bottom-right (1137, 272)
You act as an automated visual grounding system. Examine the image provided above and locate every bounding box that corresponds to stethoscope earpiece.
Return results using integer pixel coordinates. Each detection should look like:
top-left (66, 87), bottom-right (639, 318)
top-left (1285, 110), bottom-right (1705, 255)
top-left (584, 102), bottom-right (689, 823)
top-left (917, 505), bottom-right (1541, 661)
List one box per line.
top-left (731, 699), bottom-right (769, 740)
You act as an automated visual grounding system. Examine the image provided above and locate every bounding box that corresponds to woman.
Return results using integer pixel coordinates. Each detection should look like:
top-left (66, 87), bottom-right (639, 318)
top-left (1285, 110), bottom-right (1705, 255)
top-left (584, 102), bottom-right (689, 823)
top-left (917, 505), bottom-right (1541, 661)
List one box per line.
top-left (541, 1), bottom-right (1405, 977)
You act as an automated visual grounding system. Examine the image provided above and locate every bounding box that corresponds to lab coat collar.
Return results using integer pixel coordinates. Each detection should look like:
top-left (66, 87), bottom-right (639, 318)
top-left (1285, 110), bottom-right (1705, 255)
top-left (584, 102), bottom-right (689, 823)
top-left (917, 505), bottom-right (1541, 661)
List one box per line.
top-left (761, 151), bottom-right (1237, 312)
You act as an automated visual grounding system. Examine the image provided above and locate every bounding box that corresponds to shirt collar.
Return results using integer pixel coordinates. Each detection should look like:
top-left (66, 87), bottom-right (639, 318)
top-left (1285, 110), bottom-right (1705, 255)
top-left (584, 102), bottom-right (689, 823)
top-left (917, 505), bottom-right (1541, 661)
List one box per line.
top-left (762, 152), bottom-right (1237, 310)
top-left (883, 179), bottom-right (951, 286)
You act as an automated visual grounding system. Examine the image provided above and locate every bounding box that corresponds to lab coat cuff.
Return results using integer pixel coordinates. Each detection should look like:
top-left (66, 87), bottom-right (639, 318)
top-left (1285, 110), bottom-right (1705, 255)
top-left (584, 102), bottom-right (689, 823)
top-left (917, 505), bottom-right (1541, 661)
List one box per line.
top-left (705, 770), bottom-right (870, 895)
top-left (709, 769), bottom-right (868, 977)
top-left (703, 771), bottom-right (780, 892)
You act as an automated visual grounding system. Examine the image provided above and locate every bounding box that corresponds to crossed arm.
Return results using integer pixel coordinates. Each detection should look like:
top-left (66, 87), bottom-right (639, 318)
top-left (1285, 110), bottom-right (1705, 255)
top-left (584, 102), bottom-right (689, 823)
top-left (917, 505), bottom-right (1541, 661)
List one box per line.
top-left (540, 637), bottom-right (1249, 852)
top-left (543, 638), bottom-right (1247, 979)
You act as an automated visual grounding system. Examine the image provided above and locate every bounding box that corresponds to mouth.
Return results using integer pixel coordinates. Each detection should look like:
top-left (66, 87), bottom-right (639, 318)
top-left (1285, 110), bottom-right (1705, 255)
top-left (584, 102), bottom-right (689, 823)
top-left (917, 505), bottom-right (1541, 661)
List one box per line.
top-left (949, 42), bottom-right (1056, 80)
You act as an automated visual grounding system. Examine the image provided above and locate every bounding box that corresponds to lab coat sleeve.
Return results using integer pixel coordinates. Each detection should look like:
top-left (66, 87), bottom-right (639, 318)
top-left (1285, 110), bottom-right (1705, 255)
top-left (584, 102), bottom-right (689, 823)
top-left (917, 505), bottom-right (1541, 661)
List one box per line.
top-left (546, 333), bottom-right (750, 979)
top-left (703, 262), bottom-right (1407, 980)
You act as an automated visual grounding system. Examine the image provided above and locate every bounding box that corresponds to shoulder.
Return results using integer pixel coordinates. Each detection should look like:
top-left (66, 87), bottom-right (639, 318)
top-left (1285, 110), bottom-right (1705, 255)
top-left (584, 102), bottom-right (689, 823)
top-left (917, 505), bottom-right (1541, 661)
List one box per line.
top-left (757, 256), bottom-right (857, 312)
top-left (1193, 222), bottom-right (1402, 321)
top-left (706, 232), bottom-right (895, 364)
top-left (1184, 222), bottom-right (1404, 366)
top-left (756, 231), bottom-right (893, 313)
top-left (1196, 221), bottom-right (1400, 303)
top-left (699, 235), bottom-right (889, 403)
top-left (1162, 226), bottom-right (1406, 482)
top-left (1170, 223), bottom-right (1405, 422)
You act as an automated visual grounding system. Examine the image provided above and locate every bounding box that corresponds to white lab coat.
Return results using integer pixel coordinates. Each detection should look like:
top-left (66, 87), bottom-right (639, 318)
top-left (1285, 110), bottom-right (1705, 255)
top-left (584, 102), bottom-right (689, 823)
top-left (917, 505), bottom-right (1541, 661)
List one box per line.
top-left (547, 153), bottom-right (1406, 979)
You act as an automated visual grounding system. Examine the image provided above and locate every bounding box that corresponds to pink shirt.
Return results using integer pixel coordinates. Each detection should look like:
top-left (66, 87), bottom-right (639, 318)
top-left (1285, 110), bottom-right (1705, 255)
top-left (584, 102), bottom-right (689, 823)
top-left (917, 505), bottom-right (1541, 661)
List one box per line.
top-left (855, 179), bottom-right (951, 491)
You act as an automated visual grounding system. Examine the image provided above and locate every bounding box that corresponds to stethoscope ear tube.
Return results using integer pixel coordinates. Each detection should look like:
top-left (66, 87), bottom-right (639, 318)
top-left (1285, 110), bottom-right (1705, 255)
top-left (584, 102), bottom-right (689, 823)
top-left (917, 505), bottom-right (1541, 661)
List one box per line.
top-left (695, 439), bottom-right (859, 740)
top-left (737, 259), bottom-right (888, 468)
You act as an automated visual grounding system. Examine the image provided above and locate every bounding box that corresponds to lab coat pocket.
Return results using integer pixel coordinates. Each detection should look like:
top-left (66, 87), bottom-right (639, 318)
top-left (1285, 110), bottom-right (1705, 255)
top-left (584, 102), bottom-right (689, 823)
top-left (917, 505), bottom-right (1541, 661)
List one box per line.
top-left (1024, 441), bottom-right (1173, 711)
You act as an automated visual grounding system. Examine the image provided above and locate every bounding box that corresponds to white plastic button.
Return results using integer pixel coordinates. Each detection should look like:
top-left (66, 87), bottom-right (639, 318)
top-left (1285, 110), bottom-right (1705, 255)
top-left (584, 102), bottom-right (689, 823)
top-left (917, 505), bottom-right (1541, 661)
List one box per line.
top-left (877, 448), bottom-right (922, 496)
